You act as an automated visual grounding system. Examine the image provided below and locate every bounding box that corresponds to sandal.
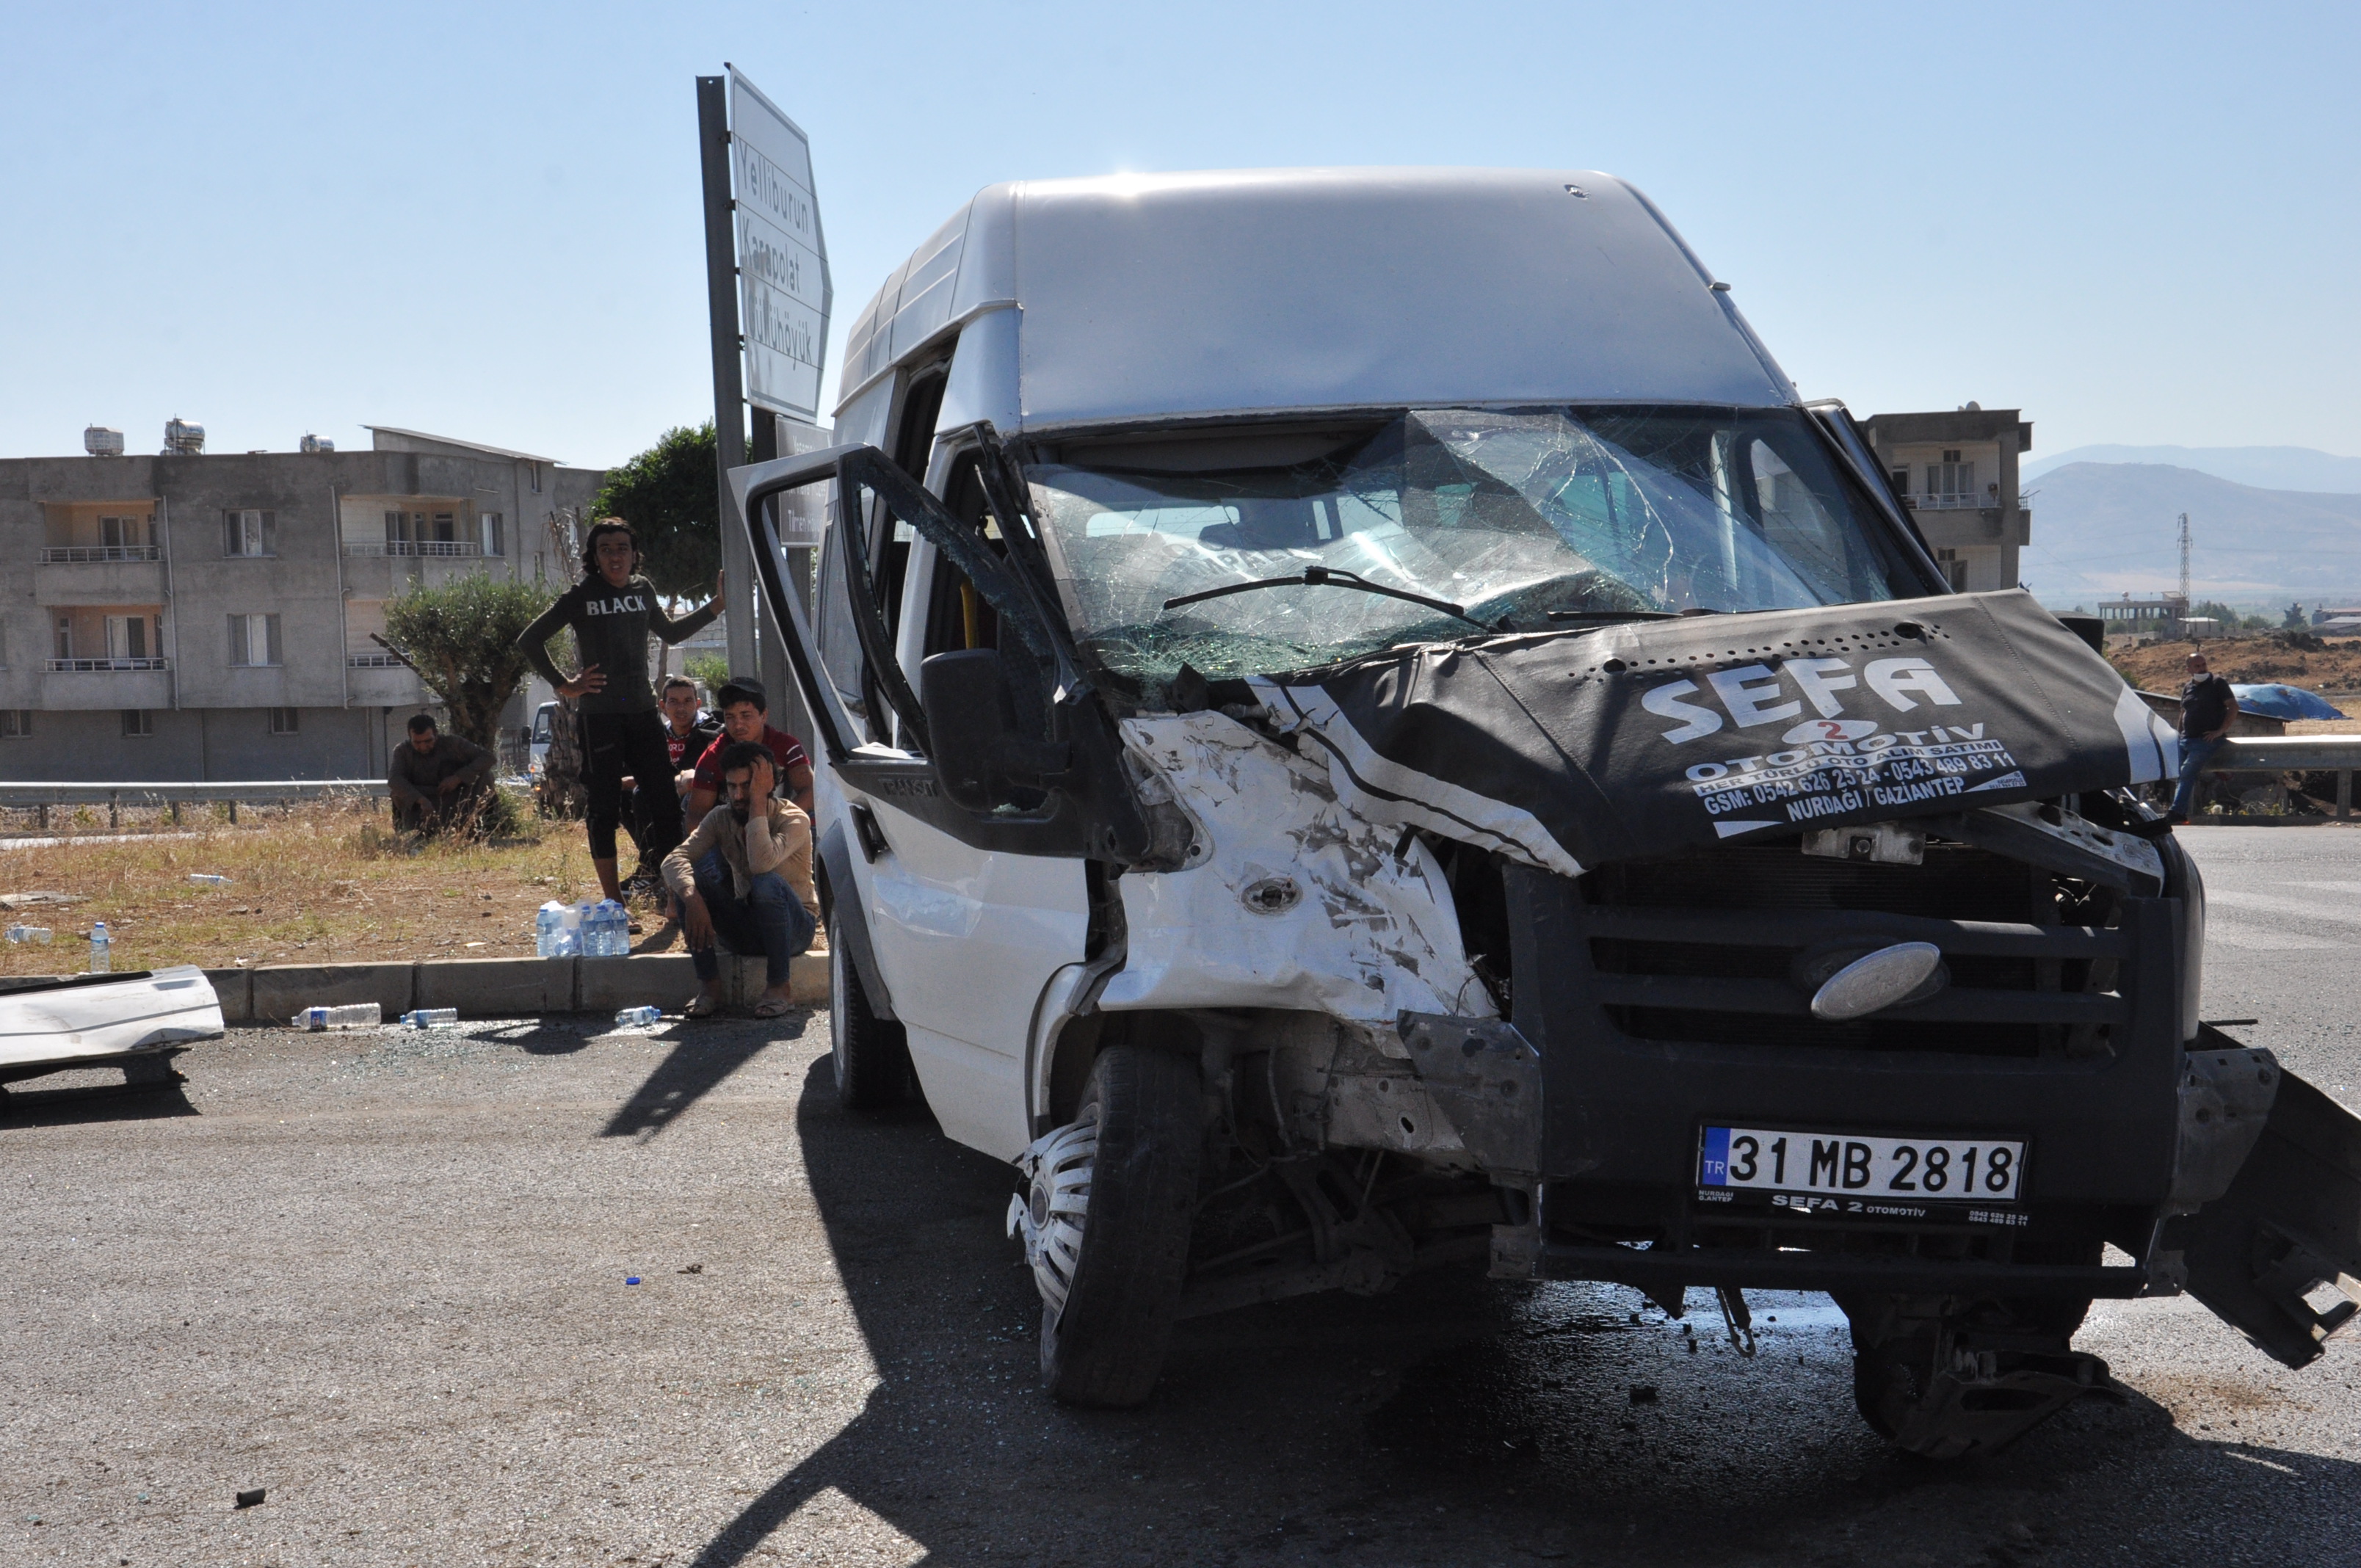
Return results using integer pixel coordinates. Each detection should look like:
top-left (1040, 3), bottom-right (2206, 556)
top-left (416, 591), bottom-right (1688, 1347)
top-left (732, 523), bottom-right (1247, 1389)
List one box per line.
top-left (752, 995), bottom-right (797, 1019)
top-left (683, 994), bottom-right (721, 1018)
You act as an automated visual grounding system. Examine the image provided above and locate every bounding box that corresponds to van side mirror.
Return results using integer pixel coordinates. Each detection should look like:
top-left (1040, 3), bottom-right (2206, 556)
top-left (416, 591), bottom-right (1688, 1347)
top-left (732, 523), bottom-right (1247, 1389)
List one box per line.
top-left (920, 649), bottom-right (1070, 810)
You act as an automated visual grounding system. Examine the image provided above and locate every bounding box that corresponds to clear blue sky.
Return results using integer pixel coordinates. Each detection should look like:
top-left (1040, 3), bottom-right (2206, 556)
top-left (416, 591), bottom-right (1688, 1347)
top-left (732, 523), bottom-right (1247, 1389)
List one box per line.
top-left (4, 1), bottom-right (2354, 471)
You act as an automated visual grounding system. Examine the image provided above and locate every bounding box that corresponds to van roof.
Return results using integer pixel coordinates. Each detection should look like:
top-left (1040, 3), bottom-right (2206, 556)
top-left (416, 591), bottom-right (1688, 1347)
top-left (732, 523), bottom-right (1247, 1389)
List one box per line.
top-left (837, 167), bottom-right (1794, 432)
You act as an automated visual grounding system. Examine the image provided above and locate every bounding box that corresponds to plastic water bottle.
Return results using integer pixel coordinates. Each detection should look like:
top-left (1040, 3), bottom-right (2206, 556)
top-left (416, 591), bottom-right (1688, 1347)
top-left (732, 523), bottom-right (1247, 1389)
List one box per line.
top-left (580, 901), bottom-right (607, 958)
top-left (400, 1008), bottom-right (459, 1028)
top-left (88, 921), bottom-right (110, 973)
top-left (535, 901), bottom-right (567, 958)
top-left (292, 1003), bottom-right (381, 1030)
top-left (4, 925), bottom-right (51, 945)
top-left (597, 899), bottom-right (630, 957)
top-left (189, 873), bottom-right (231, 887)
top-left (614, 1005), bottom-right (662, 1028)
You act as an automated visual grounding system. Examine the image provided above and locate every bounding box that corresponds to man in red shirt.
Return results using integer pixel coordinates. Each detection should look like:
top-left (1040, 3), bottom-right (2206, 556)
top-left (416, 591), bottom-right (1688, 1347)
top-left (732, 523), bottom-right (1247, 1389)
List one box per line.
top-left (686, 678), bottom-right (814, 830)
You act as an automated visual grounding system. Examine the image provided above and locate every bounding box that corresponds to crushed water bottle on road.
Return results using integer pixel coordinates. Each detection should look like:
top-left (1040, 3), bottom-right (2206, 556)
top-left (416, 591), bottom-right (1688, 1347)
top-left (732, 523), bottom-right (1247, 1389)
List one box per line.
top-left (614, 1006), bottom-right (663, 1029)
top-left (292, 1003), bottom-right (382, 1031)
top-left (399, 1009), bottom-right (459, 1028)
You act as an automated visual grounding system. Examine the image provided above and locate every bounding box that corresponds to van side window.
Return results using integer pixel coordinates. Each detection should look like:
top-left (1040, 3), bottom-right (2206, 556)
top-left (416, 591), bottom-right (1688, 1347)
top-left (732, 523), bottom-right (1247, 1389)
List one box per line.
top-left (918, 454), bottom-right (1008, 661)
top-left (873, 366), bottom-right (949, 642)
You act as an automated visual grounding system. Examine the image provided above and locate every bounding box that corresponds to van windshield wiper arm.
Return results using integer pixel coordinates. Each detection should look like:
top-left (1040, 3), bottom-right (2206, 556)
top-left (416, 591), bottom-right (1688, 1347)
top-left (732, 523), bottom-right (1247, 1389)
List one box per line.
top-left (1162, 565), bottom-right (1485, 629)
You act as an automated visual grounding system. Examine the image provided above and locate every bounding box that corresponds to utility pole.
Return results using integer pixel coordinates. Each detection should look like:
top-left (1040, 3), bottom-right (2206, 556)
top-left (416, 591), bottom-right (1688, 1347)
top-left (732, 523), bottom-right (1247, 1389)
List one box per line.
top-left (2177, 512), bottom-right (2192, 606)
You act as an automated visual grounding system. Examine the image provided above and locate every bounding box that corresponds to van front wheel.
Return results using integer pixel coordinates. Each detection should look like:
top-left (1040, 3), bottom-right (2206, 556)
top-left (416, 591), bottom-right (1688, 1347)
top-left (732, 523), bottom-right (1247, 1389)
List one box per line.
top-left (827, 911), bottom-right (914, 1111)
top-left (1031, 1045), bottom-right (1203, 1408)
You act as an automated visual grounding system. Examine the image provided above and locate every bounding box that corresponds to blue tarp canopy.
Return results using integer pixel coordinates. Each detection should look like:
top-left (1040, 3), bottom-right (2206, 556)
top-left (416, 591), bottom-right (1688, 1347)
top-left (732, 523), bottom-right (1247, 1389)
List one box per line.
top-left (2232, 683), bottom-right (2348, 721)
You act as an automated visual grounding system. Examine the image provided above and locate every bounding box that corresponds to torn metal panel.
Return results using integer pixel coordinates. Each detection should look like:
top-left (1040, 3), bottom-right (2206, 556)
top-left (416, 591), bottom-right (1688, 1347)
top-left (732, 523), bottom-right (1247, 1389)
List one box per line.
top-left (1100, 712), bottom-right (1494, 1022)
top-left (1398, 1013), bottom-right (1543, 1175)
top-left (1250, 589), bottom-right (2176, 876)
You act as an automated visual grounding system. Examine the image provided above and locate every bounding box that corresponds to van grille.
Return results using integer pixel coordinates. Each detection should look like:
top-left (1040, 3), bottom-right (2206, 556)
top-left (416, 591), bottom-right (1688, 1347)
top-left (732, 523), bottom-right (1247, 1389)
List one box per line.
top-left (1574, 844), bottom-right (2127, 1059)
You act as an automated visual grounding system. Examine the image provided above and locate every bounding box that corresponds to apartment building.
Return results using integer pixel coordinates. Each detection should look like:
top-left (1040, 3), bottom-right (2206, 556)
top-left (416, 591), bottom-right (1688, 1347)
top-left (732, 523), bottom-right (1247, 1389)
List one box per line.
top-left (0, 425), bottom-right (603, 781)
top-left (1859, 404), bottom-right (2034, 593)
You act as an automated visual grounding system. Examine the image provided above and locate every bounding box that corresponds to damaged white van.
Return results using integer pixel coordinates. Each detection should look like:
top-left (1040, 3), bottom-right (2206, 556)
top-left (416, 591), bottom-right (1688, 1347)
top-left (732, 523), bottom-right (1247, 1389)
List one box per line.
top-left (730, 167), bottom-right (2361, 1457)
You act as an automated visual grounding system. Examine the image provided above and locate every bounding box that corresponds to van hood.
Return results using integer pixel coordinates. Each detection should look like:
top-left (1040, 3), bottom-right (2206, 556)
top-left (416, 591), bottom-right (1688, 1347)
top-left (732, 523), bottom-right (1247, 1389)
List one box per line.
top-left (1246, 589), bottom-right (2175, 877)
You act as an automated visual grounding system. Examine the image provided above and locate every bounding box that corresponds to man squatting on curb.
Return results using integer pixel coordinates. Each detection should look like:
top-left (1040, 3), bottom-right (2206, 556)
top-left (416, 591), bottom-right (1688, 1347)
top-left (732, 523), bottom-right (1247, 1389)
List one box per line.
top-left (662, 739), bottom-right (819, 1018)
top-left (515, 519), bottom-right (723, 907)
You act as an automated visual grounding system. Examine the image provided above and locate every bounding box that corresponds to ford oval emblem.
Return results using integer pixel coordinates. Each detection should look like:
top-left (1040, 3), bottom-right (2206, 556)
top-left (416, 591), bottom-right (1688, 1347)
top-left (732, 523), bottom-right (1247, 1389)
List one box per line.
top-left (1809, 941), bottom-right (1944, 1022)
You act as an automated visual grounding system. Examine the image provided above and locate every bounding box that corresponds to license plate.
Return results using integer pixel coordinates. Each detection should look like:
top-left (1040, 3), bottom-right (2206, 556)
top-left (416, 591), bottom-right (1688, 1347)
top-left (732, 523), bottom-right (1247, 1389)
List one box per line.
top-left (1698, 1126), bottom-right (2025, 1202)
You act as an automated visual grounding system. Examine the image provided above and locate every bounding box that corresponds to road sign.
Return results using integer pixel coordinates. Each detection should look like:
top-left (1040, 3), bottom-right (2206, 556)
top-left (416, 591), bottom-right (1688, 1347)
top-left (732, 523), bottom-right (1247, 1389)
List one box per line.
top-left (729, 69), bottom-right (831, 423)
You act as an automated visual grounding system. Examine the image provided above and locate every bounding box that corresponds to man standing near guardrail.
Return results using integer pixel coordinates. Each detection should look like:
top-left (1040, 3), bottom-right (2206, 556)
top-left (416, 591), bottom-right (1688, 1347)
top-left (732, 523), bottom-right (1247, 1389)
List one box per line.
top-left (2169, 650), bottom-right (2241, 824)
top-left (515, 520), bottom-right (722, 912)
top-left (388, 714), bottom-right (495, 834)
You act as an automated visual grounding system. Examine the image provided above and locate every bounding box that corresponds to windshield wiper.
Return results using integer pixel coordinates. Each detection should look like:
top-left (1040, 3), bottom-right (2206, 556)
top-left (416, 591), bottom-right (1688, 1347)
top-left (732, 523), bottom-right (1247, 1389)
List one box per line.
top-left (1163, 565), bottom-right (1487, 629)
top-left (1545, 609), bottom-right (1681, 624)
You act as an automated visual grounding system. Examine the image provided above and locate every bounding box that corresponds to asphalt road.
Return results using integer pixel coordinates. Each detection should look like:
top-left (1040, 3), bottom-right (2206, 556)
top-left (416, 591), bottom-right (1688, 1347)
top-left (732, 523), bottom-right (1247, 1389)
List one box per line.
top-left (6, 824), bottom-right (2361, 1567)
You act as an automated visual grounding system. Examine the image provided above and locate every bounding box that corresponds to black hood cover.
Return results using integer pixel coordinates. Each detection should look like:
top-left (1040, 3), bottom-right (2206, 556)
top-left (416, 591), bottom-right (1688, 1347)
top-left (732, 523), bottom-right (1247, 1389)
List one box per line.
top-left (1249, 589), bottom-right (2176, 876)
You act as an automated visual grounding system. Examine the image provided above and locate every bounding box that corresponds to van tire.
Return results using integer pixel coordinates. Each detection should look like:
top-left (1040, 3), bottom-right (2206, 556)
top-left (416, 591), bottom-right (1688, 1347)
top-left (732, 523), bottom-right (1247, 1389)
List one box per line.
top-left (828, 910), bottom-right (913, 1111)
top-left (1040, 1045), bottom-right (1203, 1408)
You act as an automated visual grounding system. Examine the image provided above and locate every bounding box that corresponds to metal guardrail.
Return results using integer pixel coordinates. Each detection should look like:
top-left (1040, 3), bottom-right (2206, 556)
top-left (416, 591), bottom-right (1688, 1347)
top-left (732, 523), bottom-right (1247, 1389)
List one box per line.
top-left (2207, 735), bottom-right (2360, 817)
top-left (0, 779), bottom-right (388, 831)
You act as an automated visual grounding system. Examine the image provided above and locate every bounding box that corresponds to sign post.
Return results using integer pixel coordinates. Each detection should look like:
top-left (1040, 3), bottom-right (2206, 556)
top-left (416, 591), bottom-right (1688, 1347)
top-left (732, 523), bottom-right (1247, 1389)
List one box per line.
top-left (695, 65), bottom-right (831, 738)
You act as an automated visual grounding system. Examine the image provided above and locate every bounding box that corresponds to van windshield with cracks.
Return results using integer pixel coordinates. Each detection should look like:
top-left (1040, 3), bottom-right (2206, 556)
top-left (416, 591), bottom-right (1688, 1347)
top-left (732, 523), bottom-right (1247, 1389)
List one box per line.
top-left (1025, 406), bottom-right (1914, 703)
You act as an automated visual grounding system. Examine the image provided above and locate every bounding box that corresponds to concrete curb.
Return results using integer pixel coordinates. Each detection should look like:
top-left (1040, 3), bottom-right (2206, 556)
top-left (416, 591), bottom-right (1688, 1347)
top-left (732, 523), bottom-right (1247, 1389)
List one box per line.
top-left (116, 951), bottom-right (829, 1025)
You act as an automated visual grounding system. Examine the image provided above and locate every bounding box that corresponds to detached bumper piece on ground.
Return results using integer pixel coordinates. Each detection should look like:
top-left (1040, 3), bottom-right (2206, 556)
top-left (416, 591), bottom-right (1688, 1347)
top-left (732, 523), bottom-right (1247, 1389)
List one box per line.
top-left (0, 966), bottom-right (224, 1111)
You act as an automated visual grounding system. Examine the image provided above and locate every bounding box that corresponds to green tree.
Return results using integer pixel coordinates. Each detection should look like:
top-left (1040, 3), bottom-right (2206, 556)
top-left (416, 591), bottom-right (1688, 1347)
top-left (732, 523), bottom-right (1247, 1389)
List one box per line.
top-left (380, 573), bottom-right (557, 749)
top-left (591, 422), bottom-right (722, 604)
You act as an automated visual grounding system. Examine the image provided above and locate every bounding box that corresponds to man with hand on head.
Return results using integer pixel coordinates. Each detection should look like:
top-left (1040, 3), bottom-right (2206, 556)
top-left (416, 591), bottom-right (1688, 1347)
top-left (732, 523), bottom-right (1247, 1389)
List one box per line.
top-left (515, 519), bottom-right (722, 909)
top-left (663, 740), bottom-right (819, 1019)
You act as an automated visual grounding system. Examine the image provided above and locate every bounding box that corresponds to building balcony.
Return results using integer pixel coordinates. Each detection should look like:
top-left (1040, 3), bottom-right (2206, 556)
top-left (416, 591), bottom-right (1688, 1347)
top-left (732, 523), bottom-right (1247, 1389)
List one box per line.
top-left (344, 540), bottom-right (484, 558)
top-left (345, 661), bottom-right (427, 705)
top-left (39, 545), bottom-right (160, 563)
top-left (39, 664), bottom-right (173, 708)
top-left (35, 553), bottom-right (169, 603)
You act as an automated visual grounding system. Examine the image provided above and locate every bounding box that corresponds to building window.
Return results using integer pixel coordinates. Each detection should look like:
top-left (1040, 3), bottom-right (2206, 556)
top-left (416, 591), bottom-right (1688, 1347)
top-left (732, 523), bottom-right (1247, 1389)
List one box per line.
top-left (1925, 454), bottom-right (1976, 503)
top-left (268, 707), bottom-right (300, 735)
top-left (223, 509), bottom-right (275, 556)
top-left (529, 464), bottom-right (543, 495)
top-left (121, 709), bottom-right (153, 738)
top-left (54, 615), bottom-right (71, 660)
top-left (228, 612), bottom-right (283, 667)
top-left (1888, 468), bottom-right (1910, 498)
top-left (480, 512), bottom-right (504, 556)
top-left (104, 614), bottom-right (155, 660)
top-left (0, 711), bottom-right (29, 738)
top-left (100, 514), bottom-right (152, 552)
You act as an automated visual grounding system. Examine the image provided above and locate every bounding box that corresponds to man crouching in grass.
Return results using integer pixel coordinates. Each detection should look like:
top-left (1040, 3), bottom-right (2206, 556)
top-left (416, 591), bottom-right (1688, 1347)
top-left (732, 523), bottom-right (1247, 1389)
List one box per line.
top-left (662, 740), bottom-right (817, 1019)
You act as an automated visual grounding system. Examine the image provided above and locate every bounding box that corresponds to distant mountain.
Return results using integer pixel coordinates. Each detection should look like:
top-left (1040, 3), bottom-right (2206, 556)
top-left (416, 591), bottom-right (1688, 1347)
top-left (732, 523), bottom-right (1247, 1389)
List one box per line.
top-left (2020, 463), bottom-right (2361, 608)
top-left (2023, 444), bottom-right (2361, 494)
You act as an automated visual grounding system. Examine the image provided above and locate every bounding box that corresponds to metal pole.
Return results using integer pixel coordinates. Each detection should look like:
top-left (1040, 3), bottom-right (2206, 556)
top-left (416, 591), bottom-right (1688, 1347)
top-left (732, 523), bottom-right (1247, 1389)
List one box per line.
top-left (698, 74), bottom-right (756, 683)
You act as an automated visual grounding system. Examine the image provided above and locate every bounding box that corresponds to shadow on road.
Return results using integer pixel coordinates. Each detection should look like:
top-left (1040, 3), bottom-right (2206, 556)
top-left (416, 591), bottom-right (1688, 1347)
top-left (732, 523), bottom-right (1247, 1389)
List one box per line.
top-left (600, 1016), bottom-right (807, 1141)
top-left (681, 1056), bottom-right (2361, 1567)
top-left (1, 1076), bottom-right (197, 1129)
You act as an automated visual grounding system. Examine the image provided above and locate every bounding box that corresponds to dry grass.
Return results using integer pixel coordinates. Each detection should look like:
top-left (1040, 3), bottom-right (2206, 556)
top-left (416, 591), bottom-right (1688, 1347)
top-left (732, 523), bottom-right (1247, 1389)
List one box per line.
top-left (0, 799), bottom-right (625, 976)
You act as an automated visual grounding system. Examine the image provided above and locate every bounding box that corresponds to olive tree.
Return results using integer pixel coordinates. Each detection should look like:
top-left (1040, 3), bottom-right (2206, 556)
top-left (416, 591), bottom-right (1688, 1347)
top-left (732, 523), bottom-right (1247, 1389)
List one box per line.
top-left (380, 573), bottom-right (557, 750)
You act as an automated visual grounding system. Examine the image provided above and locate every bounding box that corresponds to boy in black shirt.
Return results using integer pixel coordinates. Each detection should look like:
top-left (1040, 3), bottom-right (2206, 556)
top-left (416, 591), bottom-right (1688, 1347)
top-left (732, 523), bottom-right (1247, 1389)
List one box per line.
top-left (517, 520), bottom-right (723, 906)
top-left (2169, 650), bottom-right (2240, 823)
